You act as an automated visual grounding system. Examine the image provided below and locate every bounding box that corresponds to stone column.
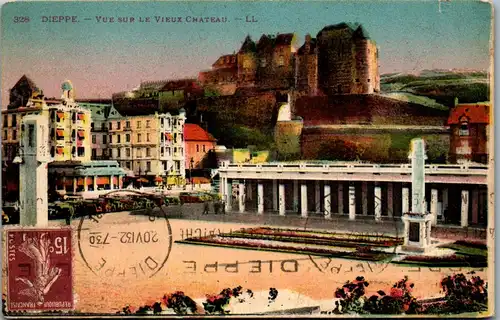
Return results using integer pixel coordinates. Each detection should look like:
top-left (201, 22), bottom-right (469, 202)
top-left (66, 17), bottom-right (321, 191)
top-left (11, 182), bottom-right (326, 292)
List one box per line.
top-left (374, 186), bottom-right (382, 221)
top-left (362, 182), bottom-right (368, 216)
top-left (387, 183), bottom-right (394, 217)
top-left (403, 220), bottom-right (409, 246)
top-left (119, 176), bottom-right (123, 189)
top-left (315, 181), bottom-right (321, 213)
top-left (293, 180), bottom-right (299, 213)
top-left (324, 184), bottom-right (331, 219)
top-left (279, 183), bottom-right (285, 216)
top-left (348, 185), bottom-right (355, 220)
top-left (430, 189), bottom-right (438, 225)
top-left (239, 181), bottom-right (245, 213)
top-left (110, 175), bottom-right (115, 190)
top-left (338, 183), bottom-right (344, 215)
top-left (93, 175), bottom-right (98, 191)
top-left (84, 176), bottom-right (88, 192)
top-left (301, 183), bottom-right (308, 218)
top-left (402, 187), bottom-right (409, 213)
top-left (73, 177), bottom-right (77, 193)
top-left (472, 189), bottom-right (479, 225)
top-left (257, 182), bottom-right (264, 214)
top-left (220, 177), bottom-right (225, 199)
top-left (272, 180), bottom-right (278, 212)
top-left (225, 178), bottom-right (232, 212)
top-left (461, 190), bottom-right (469, 227)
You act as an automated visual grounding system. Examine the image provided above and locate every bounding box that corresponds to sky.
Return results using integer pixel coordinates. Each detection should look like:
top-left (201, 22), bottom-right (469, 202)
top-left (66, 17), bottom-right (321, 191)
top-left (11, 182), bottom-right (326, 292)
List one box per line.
top-left (0, 0), bottom-right (493, 106)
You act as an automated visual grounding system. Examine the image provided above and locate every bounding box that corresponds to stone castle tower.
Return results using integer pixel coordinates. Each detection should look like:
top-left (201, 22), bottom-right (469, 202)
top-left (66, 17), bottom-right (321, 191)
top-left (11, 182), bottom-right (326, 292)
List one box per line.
top-left (295, 23), bottom-right (380, 96)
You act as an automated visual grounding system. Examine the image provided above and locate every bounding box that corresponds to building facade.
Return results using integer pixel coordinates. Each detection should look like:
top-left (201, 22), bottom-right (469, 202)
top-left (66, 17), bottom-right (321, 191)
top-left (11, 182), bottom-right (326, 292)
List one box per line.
top-left (184, 123), bottom-right (217, 169)
top-left (77, 100), bottom-right (112, 160)
top-left (448, 102), bottom-right (490, 164)
top-left (106, 104), bottom-right (186, 180)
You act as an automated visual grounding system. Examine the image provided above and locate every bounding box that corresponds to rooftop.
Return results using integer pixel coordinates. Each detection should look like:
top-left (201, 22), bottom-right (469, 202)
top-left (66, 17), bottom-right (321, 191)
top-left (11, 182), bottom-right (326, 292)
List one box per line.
top-left (184, 123), bottom-right (217, 142)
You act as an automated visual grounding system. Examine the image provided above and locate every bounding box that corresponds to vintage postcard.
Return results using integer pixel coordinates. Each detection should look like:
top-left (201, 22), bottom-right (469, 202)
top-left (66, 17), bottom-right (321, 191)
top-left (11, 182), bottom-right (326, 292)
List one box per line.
top-left (1, 0), bottom-right (494, 317)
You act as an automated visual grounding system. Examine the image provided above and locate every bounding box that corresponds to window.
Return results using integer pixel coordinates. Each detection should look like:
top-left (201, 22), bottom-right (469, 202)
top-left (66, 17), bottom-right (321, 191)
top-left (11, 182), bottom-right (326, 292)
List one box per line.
top-left (77, 147), bottom-right (85, 157)
top-left (160, 118), bottom-right (164, 127)
top-left (126, 161), bottom-right (131, 169)
top-left (196, 144), bottom-right (199, 152)
top-left (3, 115), bottom-right (7, 127)
top-left (174, 133), bottom-right (178, 143)
top-left (146, 148), bottom-right (151, 157)
top-left (71, 130), bottom-right (76, 140)
top-left (91, 122), bottom-right (95, 130)
top-left (109, 135), bottom-right (113, 144)
top-left (278, 55), bottom-right (285, 66)
top-left (101, 123), bottom-right (106, 131)
top-left (92, 149), bottom-right (97, 158)
top-left (12, 130), bottom-right (17, 141)
top-left (126, 121), bottom-right (130, 128)
top-left (117, 148), bottom-right (121, 158)
top-left (459, 122), bottom-right (470, 136)
top-left (109, 122), bottom-right (112, 130)
top-left (12, 115), bottom-right (16, 127)
top-left (126, 148), bottom-right (131, 157)
top-left (146, 133), bottom-right (150, 142)
top-left (137, 148), bottom-right (142, 158)
top-left (117, 121), bottom-right (121, 130)
top-left (117, 135), bottom-right (121, 143)
top-left (126, 134), bottom-right (130, 142)
top-left (203, 145), bottom-right (206, 152)
top-left (50, 147), bottom-right (55, 157)
top-left (3, 129), bottom-right (6, 140)
top-left (137, 121), bottom-right (141, 129)
top-left (161, 147), bottom-right (164, 155)
top-left (166, 147), bottom-right (171, 156)
top-left (146, 161), bottom-right (151, 172)
top-left (146, 120), bottom-right (150, 128)
top-left (260, 59), bottom-right (266, 67)
top-left (137, 133), bottom-right (142, 142)
top-left (102, 135), bottom-right (107, 144)
top-left (92, 135), bottom-right (96, 144)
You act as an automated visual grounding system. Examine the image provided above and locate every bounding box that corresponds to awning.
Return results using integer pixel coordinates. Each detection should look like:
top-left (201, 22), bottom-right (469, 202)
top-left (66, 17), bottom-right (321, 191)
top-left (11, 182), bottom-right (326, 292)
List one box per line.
top-left (65, 178), bottom-right (73, 186)
top-left (86, 177), bottom-right (94, 185)
top-left (137, 177), bottom-right (149, 183)
top-left (77, 113), bottom-right (85, 120)
top-left (77, 177), bottom-right (85, 186)
top-left (112, 176), bottom-right (118, 185)
top-left (77, 131), bottom-right (85, 138)
top-left (56, 129), bottom-right (64, 137)
top-left (155, 176), bottom-right (163, 182)
top-left (57, 112), bottom-right (65, 119)
top-left (56, 147), bottom-right (64, 155)
top-left (96, 177), bottom-right (110, 185)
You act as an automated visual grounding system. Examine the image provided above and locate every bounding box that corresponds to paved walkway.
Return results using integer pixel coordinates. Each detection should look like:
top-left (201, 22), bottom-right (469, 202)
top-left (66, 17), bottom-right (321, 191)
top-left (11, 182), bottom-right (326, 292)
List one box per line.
top-left (135, 203), bottom-right (486, 240)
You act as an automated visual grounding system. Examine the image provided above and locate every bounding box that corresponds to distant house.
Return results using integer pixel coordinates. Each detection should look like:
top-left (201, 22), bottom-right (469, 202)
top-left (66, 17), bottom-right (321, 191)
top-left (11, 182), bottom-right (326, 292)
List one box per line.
top-left (447, 102), bottom-right (490, 164)
top-left (184, 123), bottom-right (217, 169)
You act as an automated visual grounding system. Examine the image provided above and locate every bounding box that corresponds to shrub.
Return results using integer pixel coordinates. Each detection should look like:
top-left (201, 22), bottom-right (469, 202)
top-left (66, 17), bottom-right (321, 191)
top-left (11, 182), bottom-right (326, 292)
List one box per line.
top-left (162, 291), bottom-right (198, 315)
top-left (438, 273), bottom-right (488, 314)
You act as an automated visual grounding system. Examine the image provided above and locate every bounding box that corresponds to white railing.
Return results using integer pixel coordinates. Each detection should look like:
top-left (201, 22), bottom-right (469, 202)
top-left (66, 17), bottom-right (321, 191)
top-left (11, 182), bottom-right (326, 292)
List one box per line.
top-left (218, 162), bottom-right (488, 176)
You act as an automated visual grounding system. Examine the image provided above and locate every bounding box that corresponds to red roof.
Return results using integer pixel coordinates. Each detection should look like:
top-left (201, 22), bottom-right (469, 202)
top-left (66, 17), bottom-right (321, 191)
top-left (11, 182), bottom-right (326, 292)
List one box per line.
top-left (447, 103), bottom-right (490, 125)
top-left (184, 124), bottom-right (216, 142)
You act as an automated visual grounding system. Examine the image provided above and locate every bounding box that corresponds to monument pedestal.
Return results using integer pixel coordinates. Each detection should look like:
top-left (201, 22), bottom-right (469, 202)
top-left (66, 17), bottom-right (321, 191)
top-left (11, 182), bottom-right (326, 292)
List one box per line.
top-left (401, 213), bottom-right (433, 253)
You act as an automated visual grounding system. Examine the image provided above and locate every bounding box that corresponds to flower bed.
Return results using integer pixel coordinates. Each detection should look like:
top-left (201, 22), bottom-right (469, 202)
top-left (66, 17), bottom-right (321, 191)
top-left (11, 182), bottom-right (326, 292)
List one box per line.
top-left (236, 227), bottom-right (403, 246)
top-left (221, 232), bottom-right (399, 248)
top-left (454, 240), bottom-right (487, 250)
top-left (178, 236), bottom-right (393, 261)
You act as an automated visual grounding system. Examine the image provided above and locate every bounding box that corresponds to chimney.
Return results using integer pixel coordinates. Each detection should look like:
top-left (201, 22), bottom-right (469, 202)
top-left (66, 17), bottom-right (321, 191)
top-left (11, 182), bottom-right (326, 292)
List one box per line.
top-left (305, 34), bottom-right (311, 52)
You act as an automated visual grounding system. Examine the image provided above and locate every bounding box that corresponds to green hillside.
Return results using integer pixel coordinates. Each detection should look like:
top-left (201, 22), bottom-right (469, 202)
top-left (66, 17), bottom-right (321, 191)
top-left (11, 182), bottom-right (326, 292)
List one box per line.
top-left (380, 70), bottom-right (490, 105)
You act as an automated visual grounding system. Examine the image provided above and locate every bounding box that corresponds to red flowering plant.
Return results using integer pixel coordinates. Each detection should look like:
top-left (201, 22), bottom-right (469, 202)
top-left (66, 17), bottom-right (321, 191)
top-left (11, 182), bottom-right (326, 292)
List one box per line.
top-left (203, 286), bottom-right (246, 314)
top-left (436, 273), bottom-right (488, 314)
top-left (162, 291), bottom-right (198, 315)
top-left (364, 276), bottom-right (421, 314)
top-left (333, 276), bottom-right (370, 315)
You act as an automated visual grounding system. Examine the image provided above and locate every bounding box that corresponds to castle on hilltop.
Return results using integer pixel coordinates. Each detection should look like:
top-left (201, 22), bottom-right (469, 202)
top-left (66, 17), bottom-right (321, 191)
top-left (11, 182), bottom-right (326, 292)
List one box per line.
top-left (199, 23), bottom-right (380, 97)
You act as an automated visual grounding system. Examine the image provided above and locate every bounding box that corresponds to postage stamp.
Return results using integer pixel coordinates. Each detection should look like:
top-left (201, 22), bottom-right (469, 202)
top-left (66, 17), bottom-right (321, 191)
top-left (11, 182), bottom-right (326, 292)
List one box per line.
top-left (0, 0), bottom-right (494, 317)
top-left (5, 228), bottom-right (73, 312)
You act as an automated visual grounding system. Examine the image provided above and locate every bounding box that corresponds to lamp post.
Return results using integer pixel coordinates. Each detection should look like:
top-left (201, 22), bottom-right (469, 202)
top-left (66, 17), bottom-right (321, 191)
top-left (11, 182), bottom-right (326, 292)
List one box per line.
top-left (190, 157), bottom-right (194, 190)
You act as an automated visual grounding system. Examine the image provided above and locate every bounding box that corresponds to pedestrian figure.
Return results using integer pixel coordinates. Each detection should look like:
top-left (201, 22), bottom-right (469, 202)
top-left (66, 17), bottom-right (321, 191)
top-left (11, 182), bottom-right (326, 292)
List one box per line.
top-left (203, 201), bottom-right (210, 215)
top-left (214, 199), bottom-right (220, 215)
top-left (221, 200), bottom-right (226, 214)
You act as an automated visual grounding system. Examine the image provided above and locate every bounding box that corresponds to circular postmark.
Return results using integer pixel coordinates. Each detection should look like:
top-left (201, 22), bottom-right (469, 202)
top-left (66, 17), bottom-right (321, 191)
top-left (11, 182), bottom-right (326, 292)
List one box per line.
top-left (77, 190), bottom-right (173, 279)
top-left (303, 186), bottom-right (401, 275)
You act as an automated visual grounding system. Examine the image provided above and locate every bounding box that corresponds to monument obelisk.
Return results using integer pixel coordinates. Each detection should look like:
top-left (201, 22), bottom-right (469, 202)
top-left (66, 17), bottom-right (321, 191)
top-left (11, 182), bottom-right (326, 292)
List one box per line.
top-left (401, 138), bottom-right (432, 252)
